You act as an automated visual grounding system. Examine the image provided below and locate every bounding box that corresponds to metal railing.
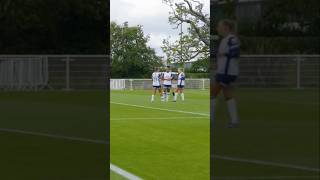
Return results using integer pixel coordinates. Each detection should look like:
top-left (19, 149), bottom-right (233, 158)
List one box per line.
top-left (0, 54), bottom-right (318, 90)
top-left (110, 79), bottom-right (210, 90)
top-left (0, 55), bottom-right (109, 90)
top-left (234, 55), bottom-right (320, 88)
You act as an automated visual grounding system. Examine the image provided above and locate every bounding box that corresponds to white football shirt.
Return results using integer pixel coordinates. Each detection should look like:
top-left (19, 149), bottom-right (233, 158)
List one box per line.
top-left (163, 72), bottom-right (173, 85)
top-left (217, 34), bottom-right (240, 76)
top-left (152, 72), bottom-right (161, 86)
top-left (177, 72), bottom-right (185, 86)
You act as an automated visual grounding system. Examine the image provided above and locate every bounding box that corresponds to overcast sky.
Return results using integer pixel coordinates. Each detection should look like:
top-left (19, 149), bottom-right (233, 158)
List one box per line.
top-left (111, 0), bottom-right (209, 57)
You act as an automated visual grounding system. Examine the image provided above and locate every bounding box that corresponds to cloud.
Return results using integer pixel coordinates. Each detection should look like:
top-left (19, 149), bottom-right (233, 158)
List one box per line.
top-left (148, 33), bottom-right (180, 57)
top-left (111, 0), bottom-right (209, 56)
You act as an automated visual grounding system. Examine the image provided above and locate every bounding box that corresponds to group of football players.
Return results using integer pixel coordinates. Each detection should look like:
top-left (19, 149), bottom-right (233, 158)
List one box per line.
top-left (150, 19), bottom-right (240, 127)
top-left (151, 66), bottom-right (185, 102)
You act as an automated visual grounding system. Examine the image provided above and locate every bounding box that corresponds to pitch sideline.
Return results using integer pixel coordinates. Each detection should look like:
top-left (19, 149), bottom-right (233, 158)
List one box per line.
top-left (0, 128), bottom-right (142, 180)
top-left (111, 101), bottom-right (210, 117)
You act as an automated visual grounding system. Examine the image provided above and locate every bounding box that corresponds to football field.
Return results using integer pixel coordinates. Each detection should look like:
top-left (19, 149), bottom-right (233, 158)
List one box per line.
top-left (110, 89), bottom-right (210, 180)
top-left (111, 89), bottom-right (319, 180)
top-left (0, 91), bottom-right (108, 179)
top-left (213, 88), bottom-right (319, 179)
top-left (0, 89), bottom-right (318, 179)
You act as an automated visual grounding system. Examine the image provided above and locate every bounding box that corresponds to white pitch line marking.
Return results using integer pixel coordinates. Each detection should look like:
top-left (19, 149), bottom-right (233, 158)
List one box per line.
top-left (111, 101), bottom-right (209, 117)
top-left (214, 176), bottom-right (320, 180)
top-left (111, 116), bottom-right (208, 121)
top-left (213, 154), bottom-right (320, 172)
top-left (110, 164), bottom-right (143, 180)
top-left (0, 128), bottom-right (141, 180)
top-left (1, 127), bottom-right (319, 176)
top-left (0, 128), bottom-right (108, 144)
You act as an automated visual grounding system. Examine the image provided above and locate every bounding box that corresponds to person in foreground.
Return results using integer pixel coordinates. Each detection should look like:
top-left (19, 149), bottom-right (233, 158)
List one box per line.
top-left (212, 19), bottom-right (240, 128)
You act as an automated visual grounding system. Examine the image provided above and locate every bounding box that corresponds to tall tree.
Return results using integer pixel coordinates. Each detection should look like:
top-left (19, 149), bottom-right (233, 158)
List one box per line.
top-left (162, 34), bottom-right (208, 65)
top-left (111, 22), bottom-right (163, 78)
top-left (162, 0), bottom-right (209, 68)
top-left (0, 0), bottom-right (107, 54)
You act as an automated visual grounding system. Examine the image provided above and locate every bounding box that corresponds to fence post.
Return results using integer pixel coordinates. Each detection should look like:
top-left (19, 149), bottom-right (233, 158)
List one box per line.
top-left (65, 56), bottom-right (70, 91)
top-left (202, 79), bottom-right (205, 90)
top-left (130, 79), bottom-right (133, 91)
top-left (296, 56), bottom-right (301, 89)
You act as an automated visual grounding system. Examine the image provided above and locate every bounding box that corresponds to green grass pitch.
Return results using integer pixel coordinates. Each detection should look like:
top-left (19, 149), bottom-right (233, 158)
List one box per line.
top-left (0, 88), bottom-right (318, 179)
top-left (110, 89), bottom-right (319, 179)
top-left (110, 89), bottom-right (210, 180)
top-left (213, 89), bottom-right (319, 179)
top-left (0, 91), bottom-right (108, 179)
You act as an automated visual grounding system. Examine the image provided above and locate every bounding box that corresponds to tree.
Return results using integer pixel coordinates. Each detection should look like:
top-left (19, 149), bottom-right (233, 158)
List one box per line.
top-left (0, 0), bottom-right (107, 54)
top-left (162, 0), bottom-right (209, 69)
top-left (111, 22), bottom-right (163, 78)
top-left (260, 0), bottom-right (320, 36)
top-left (163, 0), bottom-right (209, 46)
top-left (162, 34), bottom-right (208, 65)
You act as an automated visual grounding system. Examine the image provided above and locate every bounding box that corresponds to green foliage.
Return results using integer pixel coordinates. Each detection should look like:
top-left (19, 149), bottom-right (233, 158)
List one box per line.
top-left (184, 72), bottom-right (209, 78)
top-left (240, 37), bottom-right (320, 54)
top-left (214, 0), bottom-right (320, 54)
top-left (162, 34), bottom-right (208, 65)
top-left (259, 0), bottom-right (320, 36)
top-left (189, 56), bottom-right (209, 72)
top-left (0, 0), bottom-right (107, 54)
top-left (162, 0), bottom-right (209, 70)
top-left (111, 22), bottom-right (163, 78)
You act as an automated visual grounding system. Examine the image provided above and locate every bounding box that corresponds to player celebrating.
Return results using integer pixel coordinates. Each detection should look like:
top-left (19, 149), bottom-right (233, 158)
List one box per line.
top-left (173, 68), bottom-right (185, 102)
top-left (151, 67), bottom-right (162, 102)
top-left (162, 66), bottom-right (173, 102)
top-left (212, 19), bottom-right (240, 128)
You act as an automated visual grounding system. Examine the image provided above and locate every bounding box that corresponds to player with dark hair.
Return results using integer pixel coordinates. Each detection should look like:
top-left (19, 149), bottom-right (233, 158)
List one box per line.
top-left (162, 66), bottom-right (174, 102)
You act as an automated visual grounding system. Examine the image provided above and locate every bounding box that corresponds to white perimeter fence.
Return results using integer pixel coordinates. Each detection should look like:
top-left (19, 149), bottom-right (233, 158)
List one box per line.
top-left (0, 55), bottom-right (108, 90)
top-left (0, 55), bottom-right (319, 91)
top-left (110, 79), bottom-right (210, 90)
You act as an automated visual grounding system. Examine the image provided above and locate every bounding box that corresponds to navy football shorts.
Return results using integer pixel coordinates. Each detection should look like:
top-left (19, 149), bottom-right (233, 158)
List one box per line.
top-left (215, 74), bottom-right (237, 87)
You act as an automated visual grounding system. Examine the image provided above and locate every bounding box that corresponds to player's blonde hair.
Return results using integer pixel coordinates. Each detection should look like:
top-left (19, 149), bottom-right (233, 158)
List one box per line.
top-left (220, 19), bottom-right (237, 33)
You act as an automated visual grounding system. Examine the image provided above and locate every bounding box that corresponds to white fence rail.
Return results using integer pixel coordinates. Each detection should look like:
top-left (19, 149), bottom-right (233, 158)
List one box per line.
top-left (0, 55), bottom-right (108, 90)
top-left (0, 55), bottom-right (319, 91)
top-left (110, 79), bottom-right (210, 90)
top-left (233, 55), bottom-right (320, 88)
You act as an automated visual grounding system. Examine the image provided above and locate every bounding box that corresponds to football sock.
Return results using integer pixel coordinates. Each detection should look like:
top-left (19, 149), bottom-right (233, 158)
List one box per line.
top-left (181, 93), bottom-right (184, 101)
top-left (151, 95), bottom-right (154, 101)
top-left (226, 98), bottom-right (239, 124)
top-left (210, 98), bottom-right (215, 123)
top-left (166, 92), bottom-right (169, 102)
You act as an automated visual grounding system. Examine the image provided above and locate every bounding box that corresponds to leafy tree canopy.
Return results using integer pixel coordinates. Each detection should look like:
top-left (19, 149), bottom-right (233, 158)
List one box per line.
top-left (0, 0), bottom-right (107, 54)
top-left (111, 22), bottom-right (163, 78)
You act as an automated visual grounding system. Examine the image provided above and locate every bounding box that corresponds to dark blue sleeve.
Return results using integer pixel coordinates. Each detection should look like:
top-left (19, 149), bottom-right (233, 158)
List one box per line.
top-left (226, 37), bottom-right (240, 59)
top-left (180, 74), bottom-right (185, 80)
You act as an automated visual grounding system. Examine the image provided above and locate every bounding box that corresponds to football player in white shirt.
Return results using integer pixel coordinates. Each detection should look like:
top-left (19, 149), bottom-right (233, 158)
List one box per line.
top-left (173, 68), bottom-right (185, 102)
top-left (162, 66), bottom-right (173, 102)
top-left (212, 19), bottom-right (240, 128)
top-left (151, 67), bottom-right (162, 102)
